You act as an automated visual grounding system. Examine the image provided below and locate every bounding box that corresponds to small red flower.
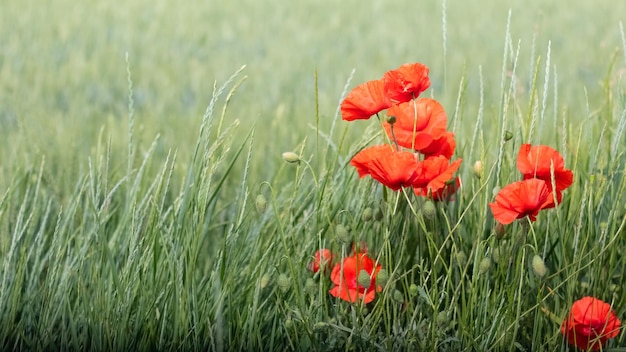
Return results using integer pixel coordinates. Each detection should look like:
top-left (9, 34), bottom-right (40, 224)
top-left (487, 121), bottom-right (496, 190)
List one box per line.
top-left (340, 79), bottom-right (391, 121)
top-left (308, 249), bottom-right (334, 273)
top-left (382, 62), bottom-right (431, 104)
top-left (383, 98), bottom-right (448, 151)
top-left (329, 251), bottom-right (382, 304)
top-left (517, 143), bottom-right (573, 193)
top-left (561, 296), bottom-right (621, 351)
top-left (350, 145), bottom-right (420, 191)
top-left (489, 178), bottom-right (556, 225)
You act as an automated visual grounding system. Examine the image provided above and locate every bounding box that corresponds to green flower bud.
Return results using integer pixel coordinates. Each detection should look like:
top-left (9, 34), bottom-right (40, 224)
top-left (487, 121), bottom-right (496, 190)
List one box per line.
top-left (376, 269), bottom-right (390, 288)
top-left (277, 273), bottom-right (290, 293)
top-left (335, 224), bottom-right (351, 245)
top-left (374, 208), bottom-right (384, 221)
top-left (392, 289), bottom-right (404, 303)
top-left (357, 270), bottom-right (371, 289)
top-left (305, 278), bottom-right (317, 296)
top-left (473, 160), bottom-right (484, 179)
top-left (455, 251), bottom-right (467, 268)
top-left (313, 322), bottom-right (327, 332)
top-left (260, 273), bottom-right (271, 289)
top-left (495, 222), bottom-right (506, 240)
top-left (386, 115), bottom-right (397, 124)
top-left (491, 247), bottom-right (500, 264)
top-left (436, 311), bottom-right (449, 327)
top-left (504, 130), bottom-right (513, 141)
top-left (422, 200), bottom-right (436, 220)
top-left (479, 257), bottom-right (491, 274)
top-left (255, 194), bottom-right (267, 214)
top-left (285, 318), bottom-right (293, 329)
top-left (361, 207), bottom-right (373, 222)
top-left (409, 284), bottom-right (419, 297)
top-left (282, 151), bottom-right (300, 164)
top-left (531, 255), bottom-right (547, 278)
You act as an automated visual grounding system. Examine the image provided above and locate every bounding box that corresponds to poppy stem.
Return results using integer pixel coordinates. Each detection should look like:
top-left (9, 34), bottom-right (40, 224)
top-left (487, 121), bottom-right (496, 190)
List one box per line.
top-left (390, 124), bottom-right (400, 152)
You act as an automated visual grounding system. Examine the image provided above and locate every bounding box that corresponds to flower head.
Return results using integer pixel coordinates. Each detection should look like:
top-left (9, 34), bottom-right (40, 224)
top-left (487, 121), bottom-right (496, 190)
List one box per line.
top-left (517, 144), bottom-right (573, 193)
top-left (350, 145), bottom-right (420, 191)
top-left (561, 297), bottom-right (621, 351)
top-left (488, 178), bottom-right (556, 225)
top-left (329, 251), bottom-right (382, 304)
top-left (308, 248), bottom-right (334, 273)
top-left (382, 62), bottom-right (431, 104)
top-left (340, 79), bottom-right (390, 121)
top-left (383, 98), bottom-right (448, 151)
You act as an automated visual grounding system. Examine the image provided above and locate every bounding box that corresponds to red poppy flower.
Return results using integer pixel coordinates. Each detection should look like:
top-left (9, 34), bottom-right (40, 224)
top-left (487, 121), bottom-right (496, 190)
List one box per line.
top-left (340, 79), bottom-right (391, 121)
top-left (415, 176), bottom-right (461, 201)
top-left (517, 144), bottom-right (573, 192)
top-left (412, 156), bottom-right (463, 195)
top-left (420, 131), bottom-right (456, 159)
top-left (488, 178), bottom-right (557, 225)
top-left (308, 248), bottom-right (334, 273)
top-left (350, 145), bottom-right (420, 191)
top-left (561, 296), bottom-right (621, 351)
top-left (329, 252), bottom-right (382, 304)
top-left (382, 62), bottom-right (431, 104)
top-left (383, 98), bottom-right (448, 151)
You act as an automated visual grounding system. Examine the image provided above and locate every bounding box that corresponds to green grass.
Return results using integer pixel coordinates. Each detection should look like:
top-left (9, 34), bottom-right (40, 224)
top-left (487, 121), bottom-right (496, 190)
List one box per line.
top-left (1, 0), bottom-right (626, 350)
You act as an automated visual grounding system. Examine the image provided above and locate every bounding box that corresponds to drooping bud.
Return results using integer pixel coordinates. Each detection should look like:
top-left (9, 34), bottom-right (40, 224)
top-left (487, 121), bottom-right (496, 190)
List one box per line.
top-left (255, 194), bottom-right (267, 214)
top-left (392, 289), bottom-right (404, 303)
top-left (473, 160), bottom-right (484, 179)
top-left (357, 270), bottom-right (371, 289)
top-left (335, 224), bottom-right (351, 245)
top-left (495, 222), bottom-right (506, 240)
top-left (531, 255), bottom-right (547, 278)
top-left (386, 115), bottom-right (397, 124)
top-left (361, 207), bottom-right (373, 222)
top-left (409, 284), bottom-right (419, 297)
top-left (421, 200), bottom-right (436, 220)
top-left (376, 269), bottom-right (390, 288)
top-left (260, 273), bottom-right (271, 289)
top-left (374, 208), bottom-right (384, 222)
top-left (277, 273), bottom-right (291, 293)
top-left (455, 251), bottom-right (467, 268)
top-left (305, 278), bottom-right (317, 295)
top-left (436, 311), bottom-right (449, 327)
top-left (281, 151), bottom-right (300, 164)
top-left (479, 257), bottom-right (492, 274)
top-left (491, 247), bottom-right (500, 264)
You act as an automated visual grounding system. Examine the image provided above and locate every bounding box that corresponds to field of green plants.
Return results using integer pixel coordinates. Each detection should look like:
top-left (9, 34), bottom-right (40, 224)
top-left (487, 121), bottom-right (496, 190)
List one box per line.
top-left (1, 0), bottom-right (626, 350)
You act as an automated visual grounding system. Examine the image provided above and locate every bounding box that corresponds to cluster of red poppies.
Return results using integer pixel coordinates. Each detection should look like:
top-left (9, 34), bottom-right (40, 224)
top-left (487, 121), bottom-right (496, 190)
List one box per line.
top-left (489, 143), bottom-right (573, 225)
top-left (340, 62), bottom-right (462, 199)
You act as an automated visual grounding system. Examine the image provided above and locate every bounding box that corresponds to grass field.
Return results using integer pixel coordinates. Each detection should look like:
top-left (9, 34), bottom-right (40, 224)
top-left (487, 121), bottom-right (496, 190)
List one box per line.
top-left (1, 0), bottom-right (626, 350)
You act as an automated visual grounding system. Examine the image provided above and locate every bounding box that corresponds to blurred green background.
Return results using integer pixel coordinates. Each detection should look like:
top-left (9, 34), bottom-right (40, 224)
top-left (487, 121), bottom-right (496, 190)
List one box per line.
top-left (1, 0), bottom-right (625, 185)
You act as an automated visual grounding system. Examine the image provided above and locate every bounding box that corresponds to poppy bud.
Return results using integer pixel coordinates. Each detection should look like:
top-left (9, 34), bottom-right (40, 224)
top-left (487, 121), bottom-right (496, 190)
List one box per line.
top-left (491, 247), bottom-right (500, 264)
top-left (436, 311), bottom-right (449, 327)
top-left (374, 208), bottom-right (384, 221)
top-left (361, 207), bottom-right (373, 222)
top-left (392, 289), bottom-right (404, 303)
top-left (409, 284), bottom-right (419, 297)
top-left (422, 200), bottom-right (436, 220)
top-left (277, 273), bottom-right (290, 293)
top-left (376, 269), bottom-right (390, 288)
top-left (255, 194), bottom-right (267, 214)
top-left (504, 130), bottom-right (513, 141)
top-left (335, 224), bottom-right (351, 245)
top-left (357, 270), bottom-right (371, 289)
top-left (313, 322), bottom-right (327, 332)
top-left (281, 151), bottom-right (300, 164)
top-left (386, 115), bottom-right (397, 124)
top-left (494, 222), bottom-right (506, 240)
top-left (473, 160), bottom-right (484, 179)
top-left (479, 257), bottom-right (491, 274)
top-left (260, 273), bottom-right (271, 289)
top-left (305, 278), bottom-right (317, 295)
top-left (455, 251), bottom-right (467, 268)
top-left (531, 255), bottom-right (547, 278)
top-left (284, 318), bottom-right (293, 329)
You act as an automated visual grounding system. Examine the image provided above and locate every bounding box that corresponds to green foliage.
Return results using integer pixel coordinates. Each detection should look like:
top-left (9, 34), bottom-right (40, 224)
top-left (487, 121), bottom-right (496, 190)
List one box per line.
top-left (1, 0), bottom-right (626, 350)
